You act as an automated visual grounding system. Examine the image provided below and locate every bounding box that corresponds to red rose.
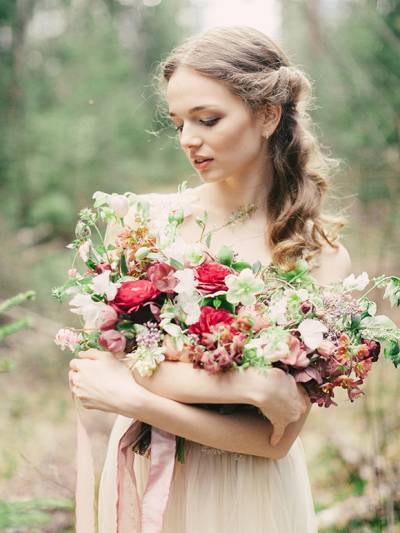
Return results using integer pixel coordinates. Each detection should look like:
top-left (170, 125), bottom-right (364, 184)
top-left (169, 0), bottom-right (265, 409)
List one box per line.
top-left (112, 280), bottom-right (160, 314)
top-left (193, 262), bottom-right (232, 294)
top-left (188, 306), bottom-right (234, 335)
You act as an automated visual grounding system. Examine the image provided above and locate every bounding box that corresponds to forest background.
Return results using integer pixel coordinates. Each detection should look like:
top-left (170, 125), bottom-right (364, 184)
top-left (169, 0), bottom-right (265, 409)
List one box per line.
top-left (0, 0), bottom-right (399, 531)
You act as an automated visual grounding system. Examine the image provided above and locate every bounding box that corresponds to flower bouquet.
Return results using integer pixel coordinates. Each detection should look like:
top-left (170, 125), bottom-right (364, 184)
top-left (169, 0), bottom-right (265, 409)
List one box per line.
top-left (53, 183), bottom-right (400, 457)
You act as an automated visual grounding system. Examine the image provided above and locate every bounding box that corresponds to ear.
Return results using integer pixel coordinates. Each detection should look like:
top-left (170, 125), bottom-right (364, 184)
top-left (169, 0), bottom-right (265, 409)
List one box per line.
top-left (258, 105), bottom-right (282, 137)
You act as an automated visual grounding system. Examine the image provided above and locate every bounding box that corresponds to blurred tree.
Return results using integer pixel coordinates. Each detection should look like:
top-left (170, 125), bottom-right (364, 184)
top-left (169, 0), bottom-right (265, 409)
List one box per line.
top-left (0, 0), bottom-right (190, 239)
top-left (281, 0), bottom-right (400, 269)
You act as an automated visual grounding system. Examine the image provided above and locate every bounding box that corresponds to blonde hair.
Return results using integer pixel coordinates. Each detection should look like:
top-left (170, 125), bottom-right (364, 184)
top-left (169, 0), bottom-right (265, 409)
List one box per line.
top-left (155, 26), bottom-right (345, 270)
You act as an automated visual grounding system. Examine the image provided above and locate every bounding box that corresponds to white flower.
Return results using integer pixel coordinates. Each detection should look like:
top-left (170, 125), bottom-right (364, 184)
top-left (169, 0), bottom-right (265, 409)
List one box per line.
top-left (268, 297), bottom-right (288, 325)
top-left (91, 271), bottom-right (120, 301)
top-left (245, 328), bottom-right (290, 363)
top-left (298, 319), bottom-right (328, 350)
top-left (125, 345), bottom-right (165, 377)
top-left (173, 268), bottom-right (197, 295)
top-left (225, 268), bottom-right (264, 306)
top-left (69, 293), bottom-right (108, 329)
top-left (161, 237), bottom-right (189, 264)
top-left (108, 194), bottom-right (129, 218)
top-left (184, 243), bottom-right (207, 266)
top-left (176, 294), bottom-right (201, 326)
top-left (343, 272), bottom-right (369, 291)
top-left (78, 239), bottom-right (92, 262)
top-left (92, 191), bottom-right (110, 207)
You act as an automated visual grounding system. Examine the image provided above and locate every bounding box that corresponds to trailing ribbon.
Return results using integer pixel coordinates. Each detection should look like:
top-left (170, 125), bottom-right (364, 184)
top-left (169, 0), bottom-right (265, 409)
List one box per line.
top-left (74, 398), bottom-right (177, 533)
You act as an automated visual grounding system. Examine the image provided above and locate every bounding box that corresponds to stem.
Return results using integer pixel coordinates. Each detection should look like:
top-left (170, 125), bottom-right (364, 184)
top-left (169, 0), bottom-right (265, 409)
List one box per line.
top-left (93, 220), bottom-right (111, 264)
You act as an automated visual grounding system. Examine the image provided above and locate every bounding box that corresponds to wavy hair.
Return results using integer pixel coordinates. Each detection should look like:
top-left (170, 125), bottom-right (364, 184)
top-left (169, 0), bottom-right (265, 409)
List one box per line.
top-left (155, 26), bottom-right (345, 270)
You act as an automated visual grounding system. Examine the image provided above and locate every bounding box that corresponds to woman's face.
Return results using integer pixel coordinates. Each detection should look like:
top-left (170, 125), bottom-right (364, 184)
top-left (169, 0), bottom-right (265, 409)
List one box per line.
top-left (166, 66), bottom-right (268, 184)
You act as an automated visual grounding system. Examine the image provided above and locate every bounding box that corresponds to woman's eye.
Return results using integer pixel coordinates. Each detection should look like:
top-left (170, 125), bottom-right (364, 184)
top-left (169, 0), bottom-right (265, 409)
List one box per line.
top-left (174, 117), bottom-right (220, 133)
top-left (200, 118), bottom-right (220, 127)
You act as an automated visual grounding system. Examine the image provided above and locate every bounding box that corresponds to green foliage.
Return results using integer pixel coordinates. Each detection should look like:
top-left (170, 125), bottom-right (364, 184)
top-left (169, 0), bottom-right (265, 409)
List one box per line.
top-left (0, 291), bottom-right (35, 345)
top-left (0, 497), bottom-right (73, 528)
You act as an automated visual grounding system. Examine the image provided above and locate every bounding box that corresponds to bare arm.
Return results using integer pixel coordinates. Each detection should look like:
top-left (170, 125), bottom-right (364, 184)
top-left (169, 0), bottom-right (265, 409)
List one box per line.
top-left (132, 362), bottom-right (264, 406)
top-left (121, 379), bottom-right (311, 460)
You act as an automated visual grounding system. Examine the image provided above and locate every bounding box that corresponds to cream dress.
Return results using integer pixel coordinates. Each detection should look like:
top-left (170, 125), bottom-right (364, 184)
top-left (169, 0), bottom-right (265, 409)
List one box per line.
top-left (97, 188), bottom-right (318, 533)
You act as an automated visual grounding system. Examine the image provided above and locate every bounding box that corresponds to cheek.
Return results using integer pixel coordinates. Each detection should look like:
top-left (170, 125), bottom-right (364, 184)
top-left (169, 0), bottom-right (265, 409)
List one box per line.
top-left (214, 121), bottom-right (262, 164)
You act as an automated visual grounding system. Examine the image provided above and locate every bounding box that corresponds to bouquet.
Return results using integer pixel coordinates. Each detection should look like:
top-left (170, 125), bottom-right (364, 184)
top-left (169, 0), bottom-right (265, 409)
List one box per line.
top-left (53, 183), bottom-right (400, 454)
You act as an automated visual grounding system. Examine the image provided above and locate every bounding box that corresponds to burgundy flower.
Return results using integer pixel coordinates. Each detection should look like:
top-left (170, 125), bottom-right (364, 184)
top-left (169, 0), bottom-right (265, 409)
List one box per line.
top-left (112, 280), bottom-right (160, 314)
top-left (193, 262), bottom-right (232, 294)
top-left (362, 339), bottom-right (380, 362)
top-left (188, 306), bottom-right (234, 335)
top-left (147, 262), bottom-right (177, 293)
top-left (95, 263), bottom-right (112, 274)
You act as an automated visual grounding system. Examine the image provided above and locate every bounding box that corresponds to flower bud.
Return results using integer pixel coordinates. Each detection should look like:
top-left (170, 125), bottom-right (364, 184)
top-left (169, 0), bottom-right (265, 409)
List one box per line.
top-left (99, 330), bottom-right (126, 353)
top-left (135, 247), bottom-right (150, 260)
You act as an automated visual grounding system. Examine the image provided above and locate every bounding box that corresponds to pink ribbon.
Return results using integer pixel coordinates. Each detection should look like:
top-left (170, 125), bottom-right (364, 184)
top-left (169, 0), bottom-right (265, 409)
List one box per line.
top-left (75, 400), bottom-right (177, 533)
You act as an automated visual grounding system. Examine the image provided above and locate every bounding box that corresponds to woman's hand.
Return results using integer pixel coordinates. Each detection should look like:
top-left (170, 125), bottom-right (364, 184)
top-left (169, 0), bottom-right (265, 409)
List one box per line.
top-left (68, 349), bottom-right (146, 417)
top-left (253, 367), bottom-right (310, 446)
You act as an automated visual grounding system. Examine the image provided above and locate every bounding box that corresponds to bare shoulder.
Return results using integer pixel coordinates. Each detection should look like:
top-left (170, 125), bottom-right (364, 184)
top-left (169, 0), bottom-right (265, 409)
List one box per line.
top-left (311, 241), bottom-right (352, 285)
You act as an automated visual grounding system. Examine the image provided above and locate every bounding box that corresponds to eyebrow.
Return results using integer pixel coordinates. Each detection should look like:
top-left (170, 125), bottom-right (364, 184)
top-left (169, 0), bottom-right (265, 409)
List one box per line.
top-left (168, 105), bottom-right (220, 117)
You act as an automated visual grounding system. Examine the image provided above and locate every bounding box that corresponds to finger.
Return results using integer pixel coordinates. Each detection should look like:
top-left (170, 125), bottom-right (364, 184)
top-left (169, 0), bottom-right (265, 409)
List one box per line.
top-left (79, 349), bottom-right (101, 359)
top-left (270, 424), bottom-right (285, 447)
top-left (69, 358), bottom-right (80, 371)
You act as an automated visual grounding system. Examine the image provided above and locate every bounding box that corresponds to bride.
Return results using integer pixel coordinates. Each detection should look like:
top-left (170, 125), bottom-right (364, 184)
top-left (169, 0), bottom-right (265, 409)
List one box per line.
top-left (69, 26), bottom-right (351, 532)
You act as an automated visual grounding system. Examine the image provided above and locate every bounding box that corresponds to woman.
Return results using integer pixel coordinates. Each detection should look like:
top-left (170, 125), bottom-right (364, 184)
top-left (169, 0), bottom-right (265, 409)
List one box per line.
top-left (69, 26), bottom-right (351, 532)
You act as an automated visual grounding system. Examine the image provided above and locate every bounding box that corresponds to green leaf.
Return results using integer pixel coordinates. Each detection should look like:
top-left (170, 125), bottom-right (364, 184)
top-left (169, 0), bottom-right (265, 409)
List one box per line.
top-left (214, 298), bottom-right (222, 309)
top-left (232, 261), bottom-right (252, 272)
top-left (217, 245), bottom-right (234, 266)
top-left (383, 339), bottom-right (400, 367)
top-left (170, 258), bottom-right (184, 270)
top-left (176, 436), bottom-right (185, 464)
top-left (120, 254), bottom-right (128, 276)
top-left (383, 278), bottom-right (400, 307)
top-left (360, 315), bottom-right (397, 331)
top-left (252, 260), bottom-right (262, 274)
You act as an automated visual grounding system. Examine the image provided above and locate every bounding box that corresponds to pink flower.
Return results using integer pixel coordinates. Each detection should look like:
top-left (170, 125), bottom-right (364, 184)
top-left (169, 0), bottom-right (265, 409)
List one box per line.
top-left (279, 335), bottom-right (310, 368)
top-left (99, 330), bottom-right (126, 353)
top-left (317, 339), bottom-right (336, 357)
top-left (98, 305), bottom-right (119, 331)
top-left (109, 195), bottom-right (129, 217)
top-left (147, 262), bottom-right (177, 293)
top-left (78, 240), bottom-right (92, 262)
top-left (237, 303), bottom-right (269, 332)
top-left (54, 328), bottom-right (81, 352)
top-left (68, 268), bottom-right (78, 278)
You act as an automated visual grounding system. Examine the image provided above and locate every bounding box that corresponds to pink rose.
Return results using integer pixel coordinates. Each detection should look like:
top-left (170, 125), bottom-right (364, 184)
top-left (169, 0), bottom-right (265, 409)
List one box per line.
top-left (111, 280), bottom-right (160, 314)
top-left (147, 262), bottom-right (177, 293)
top-left (98, 305), bottom-right (119, 331)
top-left (193, 262), bottom-right (232, 294)
top-left (99, 330), bottom-right (126, 353)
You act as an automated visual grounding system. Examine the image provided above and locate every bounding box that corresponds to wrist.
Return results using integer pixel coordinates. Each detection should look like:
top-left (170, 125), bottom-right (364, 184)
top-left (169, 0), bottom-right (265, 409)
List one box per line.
top-left (243, 366), bottom-right (271, 407)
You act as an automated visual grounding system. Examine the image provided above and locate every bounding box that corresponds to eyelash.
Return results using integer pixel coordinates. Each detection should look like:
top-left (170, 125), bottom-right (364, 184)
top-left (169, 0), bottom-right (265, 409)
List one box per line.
top-left (174, 118), bottom-right (220, 133)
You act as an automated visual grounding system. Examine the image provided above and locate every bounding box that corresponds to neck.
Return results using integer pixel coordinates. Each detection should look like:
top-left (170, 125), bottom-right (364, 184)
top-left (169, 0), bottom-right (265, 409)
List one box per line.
top-left (197, 162), bottom-right (273, 218)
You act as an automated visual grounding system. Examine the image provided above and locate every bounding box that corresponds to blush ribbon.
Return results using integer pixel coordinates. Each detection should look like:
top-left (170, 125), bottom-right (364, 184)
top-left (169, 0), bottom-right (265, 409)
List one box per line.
top-left (74, 398), bottom-right (176, 533)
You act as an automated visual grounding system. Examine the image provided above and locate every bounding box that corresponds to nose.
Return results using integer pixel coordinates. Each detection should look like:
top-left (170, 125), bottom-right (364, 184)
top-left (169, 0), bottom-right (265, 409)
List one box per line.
top-left (179, 124), bottom-right (202, 151)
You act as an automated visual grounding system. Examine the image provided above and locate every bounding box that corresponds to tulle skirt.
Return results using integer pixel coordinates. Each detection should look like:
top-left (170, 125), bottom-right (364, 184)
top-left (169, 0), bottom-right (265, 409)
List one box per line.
top-left (98, 415), bottom-right (317, 533)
